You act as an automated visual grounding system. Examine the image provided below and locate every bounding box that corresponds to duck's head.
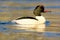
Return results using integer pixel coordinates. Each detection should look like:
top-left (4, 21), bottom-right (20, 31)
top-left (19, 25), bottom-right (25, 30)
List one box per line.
top-left (33, 5), bottom-right (45, 16)
top-left (33, 5), bottom-right (51, 16)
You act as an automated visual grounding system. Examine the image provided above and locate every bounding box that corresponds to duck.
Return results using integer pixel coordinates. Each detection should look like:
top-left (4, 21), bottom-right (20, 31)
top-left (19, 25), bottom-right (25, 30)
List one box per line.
top-left (12, 5), bottom-right (50, 28)
top-left (11, 5), bottom-right (52, 32)
top-left (12, 5), bottom-right (46, 23)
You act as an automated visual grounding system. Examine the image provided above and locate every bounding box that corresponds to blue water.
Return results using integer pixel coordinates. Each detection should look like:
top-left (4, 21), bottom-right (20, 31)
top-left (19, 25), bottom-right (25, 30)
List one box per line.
top-left (0, 0), bottom-right (60, 3)
top-left (44, 32), bottom-right (60, 37)
top-left (0, 21), bottom-right (60, 37)
top-left (0, 6), bottom-right (60, 10)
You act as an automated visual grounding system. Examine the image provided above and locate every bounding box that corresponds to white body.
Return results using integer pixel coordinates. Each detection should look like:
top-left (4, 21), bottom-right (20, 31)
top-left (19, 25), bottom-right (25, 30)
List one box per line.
top-left (12, 16), bottom-right (46, 32)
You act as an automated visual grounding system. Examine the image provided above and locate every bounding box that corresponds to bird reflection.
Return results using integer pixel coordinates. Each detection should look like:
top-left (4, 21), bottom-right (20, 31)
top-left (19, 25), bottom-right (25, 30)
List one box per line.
top-left (12, 24), bottom-right (45, 32)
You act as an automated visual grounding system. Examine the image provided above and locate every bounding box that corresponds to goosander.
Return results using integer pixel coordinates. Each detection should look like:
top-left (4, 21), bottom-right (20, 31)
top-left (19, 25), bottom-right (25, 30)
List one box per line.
top-left (12, 5), bottom-right (46, 24)
top-left (11, 5), bottom-right (50, 32)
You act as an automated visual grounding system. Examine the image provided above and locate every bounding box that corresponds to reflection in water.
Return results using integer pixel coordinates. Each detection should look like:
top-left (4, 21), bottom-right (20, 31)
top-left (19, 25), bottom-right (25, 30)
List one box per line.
top-left (12, 24), bottom-right (45, 32)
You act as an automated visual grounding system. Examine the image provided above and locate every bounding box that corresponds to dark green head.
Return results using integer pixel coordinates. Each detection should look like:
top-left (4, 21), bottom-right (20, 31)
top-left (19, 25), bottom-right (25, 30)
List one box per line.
top-left (33, 5), bottom-right (44, 16)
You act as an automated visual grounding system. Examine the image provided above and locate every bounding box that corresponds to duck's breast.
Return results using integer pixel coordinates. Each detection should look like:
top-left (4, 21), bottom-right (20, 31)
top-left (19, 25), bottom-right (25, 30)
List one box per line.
top-left (35, 16), bottom-right (46, 24)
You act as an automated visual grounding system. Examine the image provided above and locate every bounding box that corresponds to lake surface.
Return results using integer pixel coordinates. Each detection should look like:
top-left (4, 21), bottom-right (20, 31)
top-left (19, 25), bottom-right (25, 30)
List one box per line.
top-left (0, 0), bottom-right (60, 40)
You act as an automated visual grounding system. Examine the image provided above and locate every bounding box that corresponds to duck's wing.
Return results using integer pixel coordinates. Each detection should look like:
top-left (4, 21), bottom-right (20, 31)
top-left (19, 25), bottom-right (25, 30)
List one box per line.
top-left (16, 17), bottom-right (38, 20)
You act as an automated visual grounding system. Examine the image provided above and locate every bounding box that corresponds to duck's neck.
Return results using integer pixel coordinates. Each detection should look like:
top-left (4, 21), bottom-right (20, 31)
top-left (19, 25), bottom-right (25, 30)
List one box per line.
top-left (35, 16), bottom-right (41, 20)
top-left (35, 16), bottom-right (46, 23)
top-left (35, 16), bottom-right (44, 21)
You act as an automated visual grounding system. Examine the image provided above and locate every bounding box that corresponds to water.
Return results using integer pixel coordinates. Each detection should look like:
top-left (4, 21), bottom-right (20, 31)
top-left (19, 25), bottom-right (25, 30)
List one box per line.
top-left (0, 0), bottom-right (60, 40)
top-left (0, 20), bottom-right (60, 40)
